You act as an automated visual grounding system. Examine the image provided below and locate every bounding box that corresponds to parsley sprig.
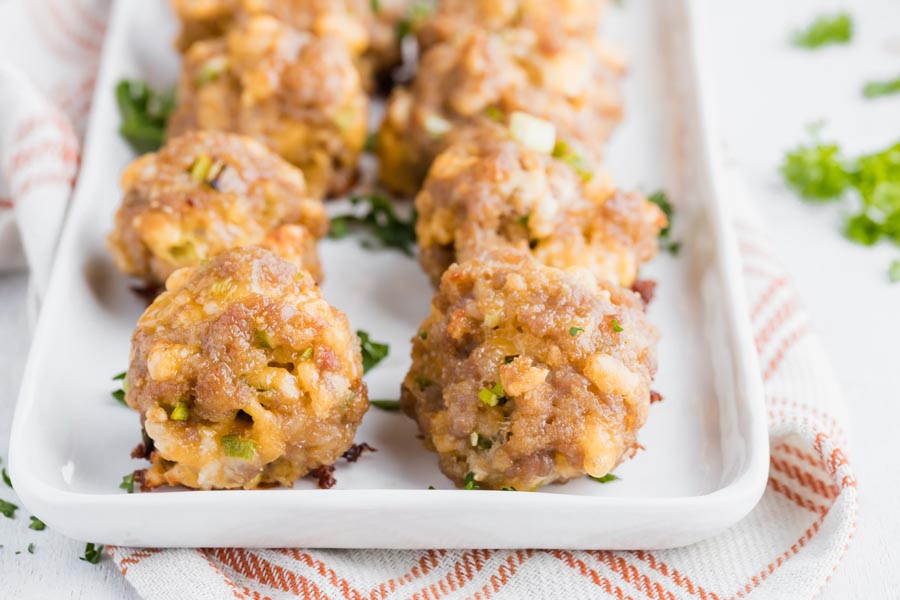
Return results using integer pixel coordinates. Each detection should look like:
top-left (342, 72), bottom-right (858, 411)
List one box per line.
top-left (329, 195), bottom-right (417, 257)
top-left (357, 330), bottom-right (390, 373)
top-left (791, 13), bottom-right (853, 49)
top-left (115, 80), bottom-right (175, 154)
top-left (781, 130), bottom-right (900, 280)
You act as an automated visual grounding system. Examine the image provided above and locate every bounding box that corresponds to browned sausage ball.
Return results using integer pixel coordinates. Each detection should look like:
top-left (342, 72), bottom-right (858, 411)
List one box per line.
top-left (376, 28), bottom-right (624, 195)
top-left (417, 0), bottom-right (608, 50)
top-left (171, 0), bottom-right (409, 89)
top-left (125, 247), bottom-right (369, 490)
top-left (167, 15), bottom-right (368, 198)
top-left (401, 249), bottom-right (658, 490)
top-left (415, 123), bottom-right (666, 287)
top-left (107, 130), bottom-right (328, 287)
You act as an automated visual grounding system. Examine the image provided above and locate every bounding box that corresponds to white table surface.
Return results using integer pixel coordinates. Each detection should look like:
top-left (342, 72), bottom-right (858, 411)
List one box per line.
top-left (1, 1), bottom-right (899, 598)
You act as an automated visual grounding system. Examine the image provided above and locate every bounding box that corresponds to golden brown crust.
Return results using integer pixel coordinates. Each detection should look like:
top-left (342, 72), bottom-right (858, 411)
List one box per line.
top-left (376, 29), bottom-right (623, 196)
top-left (107, 130), bottom-right (327, 286)
top-left (126, 247), bottom-right (368, 490)
top-left (401, 249), bottom-right (658, 490)
top-left (167, 15), bottom-right (368, 198)
top-left (415, 125), bottom-right (666, 287)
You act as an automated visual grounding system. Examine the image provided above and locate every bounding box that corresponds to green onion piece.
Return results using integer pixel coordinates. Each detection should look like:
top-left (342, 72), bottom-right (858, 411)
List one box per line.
top-left (194, 56), bottom-right (228, 86)
top-left (469, 432), bottom-right (479, 447)
top-left (484, 106), bottom-right (504, 122)
top-left (611, 319), bottom-right (624, 333)
top-left (189, 153), bottom-right (213, 182)
top-left (0, 498), bottom-right (17, 519)
top-left (120, 473), bottom-right (135, 494)
top-left (112, 372), bottom-right (126, 381)
top-left (300, 346), bottom-right (314, 360)
top-left (80, 543), bottom-right (104, 564)
top-left (588, 473), bottom-right (620, 484)
top-left (477, 381), bottom-right (505, 407)
top-left (791, 13), bottom-right (853, 49)
top-left (222, 435), bottom-right (257, 461)
top-left (2, 468), bottom-right (11, 489)
top-left (552, 140), bottom-right (593, 181)
top-left (358, 330), bottom-right (390, 373)
top-left (501, 486), bottom-right (517, 491)
top-left (463, 472), bottom-right (479, 490)
top-left (370, 399), bottom-right (402, 411)
top-left (569, 326), bottom-right (584, 336)
top-left (29, 516), bottom-right (46, 531)
top-left (27, 543), bottom-right (35, 554)
top-left (170, 402), bottom-right (190, 422)
top-left (413, 375), bottom-right (432, 391)
top-left (255, 329), bottom-right (275, 349)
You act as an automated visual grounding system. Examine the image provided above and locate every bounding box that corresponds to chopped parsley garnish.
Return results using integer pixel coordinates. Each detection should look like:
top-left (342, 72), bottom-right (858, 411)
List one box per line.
top-left (221, 435), bottom-right (257, 461)
top-left (120, 473), bottom-right (135, 494)
top-left (463, 472), bottom-right (479, 490)
top-left (80, 543), bottom-right (104, 564)
top-left (0, 498), bottom-right (17, 519)
top-left (419, 331), bottom-right (427, 340)
top-left (358, 330), bottom-right (390, 373)
top-left (27, 543), bottom-right (35, 554)
top-left (2, 468), bottom-right (11, 489)
top-left (477, 382), bottom-right (505, 407)
top-left (889, 260), bottom-right (900, 283)
top-left (611, 319), bottom-right (624, 333)
top-left (28, 516), bottom-right (46, 531)
top-left (780, 132), bottom-right (900, 262)
top-left (791, 13), bottom-right (853, 49)
top-left (115, 80), bottom-right (175, 153)
top-left (395, 0), bottom-right (434, 39)
top-left (329, 194), bottom-right (417, 257)
top-left (589, 473), bottom-right (620, 483)
top-left (569, 326), bottom-right (584, 336)
top-left (648, 191), bottom-right (681, 255)
top-left (484, 106), bottom-right (504, 122)
top-left (413, 375), bottom-right (432, 391)
top-left (552, 140), bottom-right (593, 181)
top-left (370, 399), bottom-right (402, 411)
top-left (863, 74), bottom-right (900, 99)
top-left (112, 371), bottom-right (128, 406)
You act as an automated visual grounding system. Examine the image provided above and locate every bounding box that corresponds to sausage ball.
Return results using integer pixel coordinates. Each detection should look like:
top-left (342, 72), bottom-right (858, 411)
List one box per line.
top-left (171, 0), bottom-right (408, 89)
top-left (415, 123), bottom-right (666, 287)
top-left (417, 0), bottom-right (607, 49)
top-left (401, 249), bottom-right (658, 491)
top-left (125, 247), bottom-right (369, 490)
top-left (107, 131), bottom-right (328, 287)
top-left (167, 15), bottom-right (368, 198)
top-left (376, 28), bottom-right (624, 195)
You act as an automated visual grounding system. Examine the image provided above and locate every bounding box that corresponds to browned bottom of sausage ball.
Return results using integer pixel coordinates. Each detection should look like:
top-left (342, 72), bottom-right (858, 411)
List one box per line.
top-left (124, 246), bottom-right (368, 490)
top-left (401, 249), bottom-right (658, 491)
top-left (415, 123), bottom-right (667, 287)
top-left (106, 130), bottom-right (328, 287)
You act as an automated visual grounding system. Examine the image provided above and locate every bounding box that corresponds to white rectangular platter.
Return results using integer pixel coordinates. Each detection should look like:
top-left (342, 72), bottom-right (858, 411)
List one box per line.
top-left (8, 0), bottom-right (768, 549)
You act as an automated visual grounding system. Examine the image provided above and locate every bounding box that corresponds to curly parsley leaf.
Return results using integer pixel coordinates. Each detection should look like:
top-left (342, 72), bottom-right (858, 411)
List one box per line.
top-left (357, 330), bottom-right (389, 373)
top-left (0, 498), bottom-right (18, 519)
top-left (329, 194), bottom-right (417, 257)
top-left (791, 13), bottom-right (853, 49)
top-left (780, 141), bottom-right (850, 201)
top-left (115, 80), bottom-right (175, 154)
top-left (80, 543), bottom-right (104, 565)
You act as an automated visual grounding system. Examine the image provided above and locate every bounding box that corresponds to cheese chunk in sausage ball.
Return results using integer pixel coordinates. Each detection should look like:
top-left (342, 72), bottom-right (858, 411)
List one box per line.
top-left (417, 0), bottom-right (608, 50)
top-left (377, 28), bottom-right (623, 196)
top-left (168, 15), bottom-right (368, 198)
top-left (401, 249), bottom-right (658, 491)
top-left (415, 123), bottom-right (666, 287)
top-left (107, 131), bottom-right (327, 287)
top-left (125, 247), bottom-right (369, 490)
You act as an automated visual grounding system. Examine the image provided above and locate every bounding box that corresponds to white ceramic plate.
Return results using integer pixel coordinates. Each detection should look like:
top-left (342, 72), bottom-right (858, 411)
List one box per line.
top-left (9, 0), bottom-right (768, 549)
